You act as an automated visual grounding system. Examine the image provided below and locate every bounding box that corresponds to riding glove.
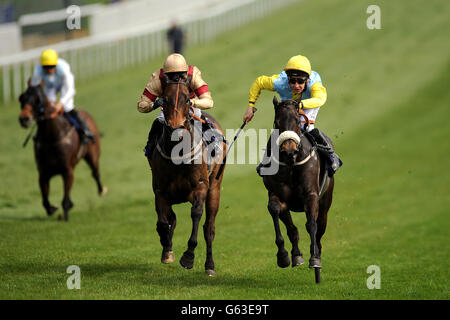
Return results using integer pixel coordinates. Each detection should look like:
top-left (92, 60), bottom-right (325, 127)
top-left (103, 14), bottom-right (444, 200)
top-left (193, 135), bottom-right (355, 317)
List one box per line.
top-left (152, 98), bottom-right (164, 111)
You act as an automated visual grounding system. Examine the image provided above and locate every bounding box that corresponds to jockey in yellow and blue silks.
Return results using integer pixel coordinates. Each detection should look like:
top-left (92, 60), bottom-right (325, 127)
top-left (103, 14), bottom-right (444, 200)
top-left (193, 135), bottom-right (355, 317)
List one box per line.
top-left (243, 55), bottom-right (342, 176)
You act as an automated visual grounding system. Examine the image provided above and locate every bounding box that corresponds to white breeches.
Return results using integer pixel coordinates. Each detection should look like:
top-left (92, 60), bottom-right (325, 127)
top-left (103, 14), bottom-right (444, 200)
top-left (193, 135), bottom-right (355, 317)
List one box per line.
top-left (301, 107), bottom-right (319, 131)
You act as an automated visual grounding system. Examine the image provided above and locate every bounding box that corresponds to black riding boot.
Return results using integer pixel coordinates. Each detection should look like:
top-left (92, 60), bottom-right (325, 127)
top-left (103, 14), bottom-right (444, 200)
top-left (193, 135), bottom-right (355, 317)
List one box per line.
top-left (68, 110), bottom-right (95, 144)
top-left (144, 119), bottom-right (164, 158)
top-left (308, 128), bottom-right (343, 176)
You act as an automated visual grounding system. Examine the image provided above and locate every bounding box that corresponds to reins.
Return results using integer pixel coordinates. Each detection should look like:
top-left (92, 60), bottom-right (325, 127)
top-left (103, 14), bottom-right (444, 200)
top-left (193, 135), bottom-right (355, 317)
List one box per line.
top-left (36, 107), bottom-right (63, 122)
top-left (174, 82), bottom-right (180, 112)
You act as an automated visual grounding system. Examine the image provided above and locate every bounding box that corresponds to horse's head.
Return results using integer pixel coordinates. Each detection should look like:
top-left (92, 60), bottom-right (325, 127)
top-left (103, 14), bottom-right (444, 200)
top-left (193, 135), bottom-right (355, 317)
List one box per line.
top-left (273, 96), bottom-right (304, 165)
top-left (18, 82), bottom-right (49, 128)
top-left (161, 72), bottom-right (191, 131)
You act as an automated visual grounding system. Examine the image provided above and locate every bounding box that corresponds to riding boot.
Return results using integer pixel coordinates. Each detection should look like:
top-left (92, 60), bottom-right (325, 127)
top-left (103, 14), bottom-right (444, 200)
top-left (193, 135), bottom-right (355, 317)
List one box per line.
top-left (68, 110), bottom-right (95, 144)
top-left (308, 128), bottom-right (343, 176)
top-left (144, 119), bottom-right (164, 158)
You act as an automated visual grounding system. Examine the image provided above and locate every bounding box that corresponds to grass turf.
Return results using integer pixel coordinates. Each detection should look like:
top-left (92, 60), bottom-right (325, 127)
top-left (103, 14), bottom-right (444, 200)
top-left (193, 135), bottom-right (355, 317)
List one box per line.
top-left (0, 0), bottom-right (449, 299)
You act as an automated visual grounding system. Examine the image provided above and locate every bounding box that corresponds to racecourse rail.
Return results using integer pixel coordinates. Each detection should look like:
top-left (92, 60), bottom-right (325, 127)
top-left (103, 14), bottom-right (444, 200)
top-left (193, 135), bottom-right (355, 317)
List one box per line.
top-left (0, 0), bottom-right (299, 104)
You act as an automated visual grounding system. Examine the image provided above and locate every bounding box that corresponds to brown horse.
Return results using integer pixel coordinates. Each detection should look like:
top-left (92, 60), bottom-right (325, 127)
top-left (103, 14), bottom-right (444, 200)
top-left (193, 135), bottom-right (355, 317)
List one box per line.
top-left (18, 83), bottom-right (107, 221)
top-left (261, 96), bottom-right (334, 283)
top-left (146, 74), bottom-right (226, 277)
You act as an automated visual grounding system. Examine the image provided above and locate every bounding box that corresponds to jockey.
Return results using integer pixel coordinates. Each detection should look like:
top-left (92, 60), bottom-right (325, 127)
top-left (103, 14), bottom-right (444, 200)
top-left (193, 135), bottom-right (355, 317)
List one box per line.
top-left (31, 49), bottom-right (94, 144)
top-left (137, 53), bottom-right (214, 158)
top-left (243, 54), bottom-right (342, 176)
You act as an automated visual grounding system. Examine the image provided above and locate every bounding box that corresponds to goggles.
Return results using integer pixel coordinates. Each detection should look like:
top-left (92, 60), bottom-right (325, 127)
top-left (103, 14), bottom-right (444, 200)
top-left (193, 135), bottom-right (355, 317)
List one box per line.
top-left (288, 77), bottom-right (307, 85)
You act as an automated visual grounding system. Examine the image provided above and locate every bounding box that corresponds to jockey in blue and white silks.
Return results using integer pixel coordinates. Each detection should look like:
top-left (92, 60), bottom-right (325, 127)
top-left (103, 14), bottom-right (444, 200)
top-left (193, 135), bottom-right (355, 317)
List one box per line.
top-left (30, 49), bottom-right (94, 144)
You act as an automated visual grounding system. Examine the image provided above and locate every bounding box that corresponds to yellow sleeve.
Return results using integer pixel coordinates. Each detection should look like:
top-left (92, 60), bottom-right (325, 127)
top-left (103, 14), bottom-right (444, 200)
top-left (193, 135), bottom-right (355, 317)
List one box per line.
top-left (301, 82), bottom-right (327, 109)
top-left (248, 74), bottom-right (278, 107)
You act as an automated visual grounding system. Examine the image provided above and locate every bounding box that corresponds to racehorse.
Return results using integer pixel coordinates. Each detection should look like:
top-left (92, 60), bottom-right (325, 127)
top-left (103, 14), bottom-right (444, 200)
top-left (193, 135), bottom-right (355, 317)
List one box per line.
top-left (262, 96), bottom-right (334, 283)
top-left (147, 73), bottom-right (226, 277)
top-left (18, 83), bottom-right (107, 221)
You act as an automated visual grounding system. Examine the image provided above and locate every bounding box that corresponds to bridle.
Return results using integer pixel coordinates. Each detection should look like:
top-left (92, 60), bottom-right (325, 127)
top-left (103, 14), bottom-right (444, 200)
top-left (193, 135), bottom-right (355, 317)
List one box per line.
top-left (19, 86), bottom-right (65, 148)
top-left (161, 78), bottom-right (192, 129)
top-left (162, 74), bottom-right (205, 127)
top-left (20, 86), bottom-right (62, 122)
top-left (157, 78), bottom-right (204, 162)
top-left (273, 99), bottom-right (315, 166)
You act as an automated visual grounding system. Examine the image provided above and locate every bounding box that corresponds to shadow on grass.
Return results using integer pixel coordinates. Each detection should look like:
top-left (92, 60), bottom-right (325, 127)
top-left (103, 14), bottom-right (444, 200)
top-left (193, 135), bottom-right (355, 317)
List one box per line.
top-left (0, 258), bottom-right (316, 293)
top-left (0, 214), bottom-right (51, 222)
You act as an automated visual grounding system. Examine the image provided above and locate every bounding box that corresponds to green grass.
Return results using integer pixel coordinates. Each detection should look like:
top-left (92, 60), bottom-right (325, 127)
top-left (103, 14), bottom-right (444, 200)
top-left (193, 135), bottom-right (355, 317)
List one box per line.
top-left (0, 0), bottom-right (449, 299)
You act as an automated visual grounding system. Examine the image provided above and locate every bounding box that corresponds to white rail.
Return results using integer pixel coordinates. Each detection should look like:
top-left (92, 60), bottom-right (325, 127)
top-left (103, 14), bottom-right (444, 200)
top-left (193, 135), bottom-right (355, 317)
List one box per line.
top-left (1, 0), bottom-right (298, 104)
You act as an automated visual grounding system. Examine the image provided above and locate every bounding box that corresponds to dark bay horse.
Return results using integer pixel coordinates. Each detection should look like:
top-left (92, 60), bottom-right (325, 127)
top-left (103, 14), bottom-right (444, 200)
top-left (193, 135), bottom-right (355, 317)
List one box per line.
top-left (18, 83), bottom-right (107, 221)
top-left (262, 96), bottom-right (334, 283)
top-left (147, 74), bottom-right (226, 277)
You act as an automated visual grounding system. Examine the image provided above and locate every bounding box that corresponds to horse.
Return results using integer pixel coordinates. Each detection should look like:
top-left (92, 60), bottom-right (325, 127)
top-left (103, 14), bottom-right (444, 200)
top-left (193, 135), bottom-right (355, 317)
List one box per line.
top-left (146, 73), bottom-right (226, 277)
top-left (18, 83), bottom-right (107, 221)
top-left (261, 96), bottom-right (335, 283)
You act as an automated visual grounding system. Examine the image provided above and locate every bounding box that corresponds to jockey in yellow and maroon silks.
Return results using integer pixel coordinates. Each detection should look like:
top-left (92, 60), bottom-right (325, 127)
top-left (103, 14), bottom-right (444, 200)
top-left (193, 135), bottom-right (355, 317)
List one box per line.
top-left (137, 53), bottom-right (214, 158)
top-left (243, 55), bottom-right (342, 176)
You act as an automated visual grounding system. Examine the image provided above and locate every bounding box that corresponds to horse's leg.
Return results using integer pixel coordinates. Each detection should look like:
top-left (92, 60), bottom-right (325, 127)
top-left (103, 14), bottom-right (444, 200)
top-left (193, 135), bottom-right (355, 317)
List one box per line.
top-left (39, 173), bottom-right (57, 216)
top-left (84, 147), bottom-right (107, 196)
top-left (155, 195), bottom-right (175, 264)
top-left (305, 192), bottom-right (321, 268)
top-left (180, 189), bottom-right (207, 270)
top-left (61, 169), bottom-right (74, 222)
top-left (268, 195), bottom-right (290, 268)
top-left (203, 186), bottom-right (220, 276)
top-left (279, 210), bottom-right (305, 267)
top-left (317, 178), bottom-right (334, 258)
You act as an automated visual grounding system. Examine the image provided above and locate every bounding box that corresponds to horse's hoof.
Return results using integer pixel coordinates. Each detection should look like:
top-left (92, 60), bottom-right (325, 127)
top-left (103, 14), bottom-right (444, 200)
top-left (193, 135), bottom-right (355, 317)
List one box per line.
top-left (47, 205), bottom-right (58, 216)
top-left (309, 257), bottom-right (322, 269)
top-left (100, 186), bottom-right (108, 197)
top-left (161, 251), bottom-right (175, 264)
top-left (277, 251), bottom-right (291, 268)
top-left (205, 269), bottom-right (216, 277)
top-left (292, 255), bottom-right (305, 267)
top-left (57, 214), bottom-right (63, 221)
top-left (180, 252), bottom-right (194, 269)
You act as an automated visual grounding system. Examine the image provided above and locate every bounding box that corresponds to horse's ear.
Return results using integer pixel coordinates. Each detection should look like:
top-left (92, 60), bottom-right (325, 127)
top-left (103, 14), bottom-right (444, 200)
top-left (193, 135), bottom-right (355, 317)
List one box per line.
top-left (40, 80), bottom-right (44, 88)
top-left (273, 96), bottom-right (279, 108)
top-left (27, 78), bottom-right (31, 87)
